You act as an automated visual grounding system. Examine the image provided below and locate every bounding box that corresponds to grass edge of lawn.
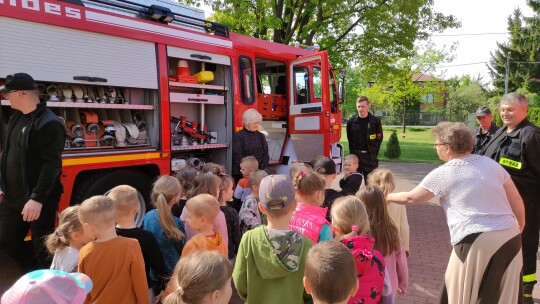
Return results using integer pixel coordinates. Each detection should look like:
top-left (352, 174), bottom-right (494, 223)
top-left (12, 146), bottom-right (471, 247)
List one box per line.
top-left (339, 126), bottom-right (442, 164)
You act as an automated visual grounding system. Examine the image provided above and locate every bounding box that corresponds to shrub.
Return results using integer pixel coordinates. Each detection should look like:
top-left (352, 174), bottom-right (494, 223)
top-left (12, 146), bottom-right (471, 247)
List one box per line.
top-left (384, 130), bottom-right (401, 159)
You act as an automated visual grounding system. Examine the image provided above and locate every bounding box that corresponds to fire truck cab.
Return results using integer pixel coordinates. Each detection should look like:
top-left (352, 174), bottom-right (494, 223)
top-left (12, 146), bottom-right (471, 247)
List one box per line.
top-left (0, 0), bottom-right (344, 221)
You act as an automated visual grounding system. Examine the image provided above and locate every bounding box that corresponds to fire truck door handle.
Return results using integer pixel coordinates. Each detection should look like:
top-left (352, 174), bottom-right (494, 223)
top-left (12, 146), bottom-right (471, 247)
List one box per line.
top-left (190, 54), bottom-right (212, 60)
top-left (188, 98), bottom-right (208, 102)
top-left (73, 76), bottom-right (108, 83)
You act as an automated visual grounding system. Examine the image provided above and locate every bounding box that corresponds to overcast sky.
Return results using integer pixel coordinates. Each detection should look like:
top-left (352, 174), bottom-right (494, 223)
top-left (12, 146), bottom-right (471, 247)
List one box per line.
top-left (431, 0), bottom-right (533, 84)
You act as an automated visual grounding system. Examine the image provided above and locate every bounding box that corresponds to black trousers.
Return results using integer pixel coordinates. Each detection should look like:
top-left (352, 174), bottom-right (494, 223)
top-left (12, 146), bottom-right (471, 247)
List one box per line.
top-left (522, 195), bottom-right (540, 281)
top-left (0, 198), bottom-right (58, 271)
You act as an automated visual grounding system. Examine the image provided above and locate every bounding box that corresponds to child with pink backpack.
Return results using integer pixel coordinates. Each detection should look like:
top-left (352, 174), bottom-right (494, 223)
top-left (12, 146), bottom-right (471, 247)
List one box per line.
top-left (331, 195), bottom-right (393, 304)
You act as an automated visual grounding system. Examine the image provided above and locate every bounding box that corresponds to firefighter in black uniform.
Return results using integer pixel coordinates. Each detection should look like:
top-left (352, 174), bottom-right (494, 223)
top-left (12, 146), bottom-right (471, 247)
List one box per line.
top-left (472, 106), bottom-right (499, 155)
top-left (483, 93), bottom-right (540, 304)
top-left (346, 96), bottom-right (383, 184)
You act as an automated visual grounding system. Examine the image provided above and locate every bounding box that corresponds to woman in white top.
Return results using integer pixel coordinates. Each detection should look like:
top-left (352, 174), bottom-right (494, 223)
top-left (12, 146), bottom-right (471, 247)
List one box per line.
top-left (387, 121), bottom-right (525, 304)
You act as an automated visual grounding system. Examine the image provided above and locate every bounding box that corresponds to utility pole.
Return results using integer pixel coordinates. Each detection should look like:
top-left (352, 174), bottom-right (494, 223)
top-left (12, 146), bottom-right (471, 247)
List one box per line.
top-left (505, 52), bottom-right (510, 94)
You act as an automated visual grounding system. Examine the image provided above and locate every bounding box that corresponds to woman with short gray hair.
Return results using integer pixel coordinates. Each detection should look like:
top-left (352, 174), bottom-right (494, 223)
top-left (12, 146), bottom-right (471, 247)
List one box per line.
top-left (387, 121), bottom-right (525, 304)
top-left (232, 109), bottom-right (269, 181)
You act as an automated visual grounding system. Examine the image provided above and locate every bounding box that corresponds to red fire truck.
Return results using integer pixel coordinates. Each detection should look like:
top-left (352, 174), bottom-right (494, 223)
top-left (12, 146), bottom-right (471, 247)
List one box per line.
top-left (0, 0), bottom-right (344, 221)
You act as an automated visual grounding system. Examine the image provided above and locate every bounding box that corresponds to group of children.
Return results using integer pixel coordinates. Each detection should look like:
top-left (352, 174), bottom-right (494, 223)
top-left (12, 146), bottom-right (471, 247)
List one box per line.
top-left (3, 154), bottom-right (411, 304)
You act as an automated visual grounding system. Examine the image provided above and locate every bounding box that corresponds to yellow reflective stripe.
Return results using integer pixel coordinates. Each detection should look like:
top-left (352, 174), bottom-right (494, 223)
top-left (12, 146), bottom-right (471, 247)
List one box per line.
top-left (499, 157), bottom-right (522, 169)
top-left (369, 134), bottom-right (376, 139)
top-left (62, 152), bottom-right (163, 166)
top-left (523, 273), bottom-right (537, 283)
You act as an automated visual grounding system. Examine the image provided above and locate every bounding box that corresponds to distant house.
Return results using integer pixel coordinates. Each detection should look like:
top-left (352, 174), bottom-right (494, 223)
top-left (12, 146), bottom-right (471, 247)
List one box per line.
top-left (367, 73), bottom-right (448, 111)
top-left (412, 73), bottom-right (447, 111)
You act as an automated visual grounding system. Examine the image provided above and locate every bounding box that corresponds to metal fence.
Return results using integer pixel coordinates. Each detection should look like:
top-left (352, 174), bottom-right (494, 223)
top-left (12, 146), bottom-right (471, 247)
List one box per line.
top-left (376, 111), bottom-right (468, 126)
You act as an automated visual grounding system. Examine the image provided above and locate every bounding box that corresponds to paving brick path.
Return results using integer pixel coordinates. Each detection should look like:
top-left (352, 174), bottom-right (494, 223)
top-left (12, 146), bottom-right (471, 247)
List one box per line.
top-left (378, 162), bottom-right (450, 303)
top-left (380, 162), bottom-right (539, 304)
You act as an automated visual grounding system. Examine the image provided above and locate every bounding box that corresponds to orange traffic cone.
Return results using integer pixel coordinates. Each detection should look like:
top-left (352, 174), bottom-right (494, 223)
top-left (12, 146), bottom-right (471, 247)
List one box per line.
top-left (176, 60), bottom-right (197, 83)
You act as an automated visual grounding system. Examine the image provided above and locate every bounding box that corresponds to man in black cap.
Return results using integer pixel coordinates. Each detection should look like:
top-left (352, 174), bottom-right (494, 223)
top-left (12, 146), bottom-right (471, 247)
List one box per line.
top-left (0, 73), bottom-right (66, 270)
top-left (472, 106), bottom-right (499, 155)
top-left (313, 157), bottom-right (343, 221)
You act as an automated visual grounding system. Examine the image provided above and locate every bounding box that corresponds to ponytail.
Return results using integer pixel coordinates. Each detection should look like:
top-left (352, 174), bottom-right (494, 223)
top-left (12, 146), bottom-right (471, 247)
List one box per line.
top-left (45, 206), bottom-right (82, 253)
top-left (330, 196), bottom-right (370, 241)
top-left (152, 175), bottom-right (185, 241)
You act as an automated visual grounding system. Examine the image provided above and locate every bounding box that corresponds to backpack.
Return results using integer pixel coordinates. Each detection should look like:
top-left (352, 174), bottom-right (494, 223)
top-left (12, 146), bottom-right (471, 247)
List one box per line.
top-left (341, 236), bottom-right (386, 304)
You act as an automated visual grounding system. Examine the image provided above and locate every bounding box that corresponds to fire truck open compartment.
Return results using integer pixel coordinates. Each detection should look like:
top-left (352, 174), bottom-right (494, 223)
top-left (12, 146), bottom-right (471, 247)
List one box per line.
top-left (167, 48), bottom-right (233, 168)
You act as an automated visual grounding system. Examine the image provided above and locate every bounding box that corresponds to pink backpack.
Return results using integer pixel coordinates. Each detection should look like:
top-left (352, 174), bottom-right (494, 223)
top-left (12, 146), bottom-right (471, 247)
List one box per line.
top-left (341, 235), bottom-right (386, 304)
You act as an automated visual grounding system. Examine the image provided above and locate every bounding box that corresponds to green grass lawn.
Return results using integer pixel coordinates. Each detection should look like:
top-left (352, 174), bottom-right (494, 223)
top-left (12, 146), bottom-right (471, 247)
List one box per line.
top-left (339, 127), bottom-right (443, 164)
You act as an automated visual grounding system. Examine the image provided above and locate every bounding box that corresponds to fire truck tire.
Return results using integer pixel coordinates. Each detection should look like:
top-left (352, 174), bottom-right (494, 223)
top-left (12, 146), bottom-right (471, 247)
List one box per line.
top-left (71, 169), bottom-right (153, 226)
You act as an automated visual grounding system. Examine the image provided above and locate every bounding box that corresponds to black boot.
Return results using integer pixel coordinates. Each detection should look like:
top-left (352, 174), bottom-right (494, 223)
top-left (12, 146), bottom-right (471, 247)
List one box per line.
top-left (523, 282), bottom-right (536, 304)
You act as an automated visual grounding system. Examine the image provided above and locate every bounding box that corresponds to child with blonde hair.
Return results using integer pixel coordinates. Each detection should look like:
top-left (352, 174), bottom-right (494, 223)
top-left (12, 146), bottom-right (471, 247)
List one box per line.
top-left (143, 175), bottom-right (187, 276)
top-left (331, 195), bottom-right (393, 304)
top-left (108, 185), bottom-right (168, 297)
top-left (304, 241), bottom-right (358, 304)
top-left (339, 154), bottom-right (363, 195)
top-left (289, 162), bottom-right (312, 180)
top-left (368, 169), bottom-right (410, 257)
top-left (78, 195), bottom-right (149, 303)
top-left (234, 175), bottom-right (312, 304)
top-left (181, 173), bottom-right (228, 248)
top-left (182, 194), bottom-right (227, 257)
top-left (359, 186), bottom-right (408, 301)
top-left (239, 170), bottom-right (268, 233)
top-left (289, 171), bottom-right (333, 243)
top-left (232, 156), bottom-right (259, 211)
top-left (164, 251), bottom-right (232, 304)
top-left (217, 174), bottom-right (241, 260)
top-left (46, 205), bottom-right (92, 272)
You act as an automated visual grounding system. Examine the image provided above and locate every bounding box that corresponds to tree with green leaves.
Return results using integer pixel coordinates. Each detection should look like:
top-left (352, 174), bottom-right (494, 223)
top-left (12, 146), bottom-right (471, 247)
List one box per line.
top-left (445, 75), bottom-right (489, 121)
top-left (202, 0), bottom-right (459, 70)
top-left (489, 2), bottom-right (540, 94)
top-left (356, 44), bottom-right (450, 131)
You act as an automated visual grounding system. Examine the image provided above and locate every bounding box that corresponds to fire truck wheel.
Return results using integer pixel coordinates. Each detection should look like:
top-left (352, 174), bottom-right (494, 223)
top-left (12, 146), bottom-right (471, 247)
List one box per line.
top-left (71, 169), bottom-right (153, 226)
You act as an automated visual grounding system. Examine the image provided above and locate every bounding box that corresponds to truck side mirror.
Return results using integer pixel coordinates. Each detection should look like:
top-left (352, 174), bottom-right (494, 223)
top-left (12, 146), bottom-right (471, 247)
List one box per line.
top-left (339, 68), bottom-right (346, 79)
top-left (337, 68), bottom-right (346, 104)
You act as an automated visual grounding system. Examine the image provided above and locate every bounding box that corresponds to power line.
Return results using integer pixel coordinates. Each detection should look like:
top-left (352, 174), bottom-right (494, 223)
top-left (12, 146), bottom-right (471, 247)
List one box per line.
top-left (437, 60), bottom-right (540, 68)
top-left (437, 61), bottom-right (489, 68)
top-left (432, 32), bottom-right (508, 37)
